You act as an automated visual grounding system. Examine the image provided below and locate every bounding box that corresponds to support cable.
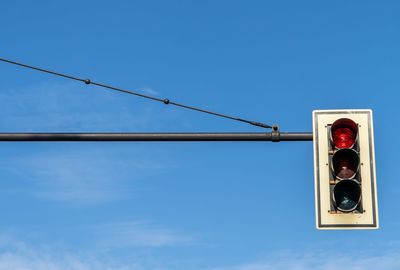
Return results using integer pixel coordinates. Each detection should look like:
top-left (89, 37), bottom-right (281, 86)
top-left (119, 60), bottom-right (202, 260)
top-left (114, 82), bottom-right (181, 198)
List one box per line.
top-left (0, 58), bottom-right (272, 129)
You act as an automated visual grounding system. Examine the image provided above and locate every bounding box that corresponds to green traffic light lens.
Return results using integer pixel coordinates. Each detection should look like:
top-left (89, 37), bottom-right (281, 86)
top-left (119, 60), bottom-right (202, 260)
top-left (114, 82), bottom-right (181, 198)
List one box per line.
top-left (333, 179), bottom-right (361, 212)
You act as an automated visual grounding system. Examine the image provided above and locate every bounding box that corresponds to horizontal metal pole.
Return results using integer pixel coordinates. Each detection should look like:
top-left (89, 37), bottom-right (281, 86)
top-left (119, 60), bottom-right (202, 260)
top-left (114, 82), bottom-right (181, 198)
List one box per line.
top-left (0, 132), bottom-right (313, 142)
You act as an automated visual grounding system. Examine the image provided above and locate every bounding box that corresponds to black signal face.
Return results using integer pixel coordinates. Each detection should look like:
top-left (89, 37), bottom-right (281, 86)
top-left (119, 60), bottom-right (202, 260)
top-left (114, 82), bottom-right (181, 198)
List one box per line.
top-left (329, 118), bottom-right (362, 213)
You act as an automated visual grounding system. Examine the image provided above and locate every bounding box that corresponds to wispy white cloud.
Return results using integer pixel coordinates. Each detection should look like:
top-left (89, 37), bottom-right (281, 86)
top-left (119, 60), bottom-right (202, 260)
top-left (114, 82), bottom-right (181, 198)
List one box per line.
top-left (0, 229), bottom-right (196, 270)
top-left (0, 81), bottom-right (180, 205)
top-left (0, 241), bottom-right (398, 270)
top-left (210, 249), bottom-right (400, 270)
top-left (0, 82), bottom-right (181, 132)
top-left (94, 220), bottom-right (196, 248)
top-left (138, 87), bottom-right (160, 96)
top-left (0, 236), bottom-right (134, 270)
top-left (3, 146), bottom-right (177, 205)
top-left (29, 152), bottom-right (131, 205)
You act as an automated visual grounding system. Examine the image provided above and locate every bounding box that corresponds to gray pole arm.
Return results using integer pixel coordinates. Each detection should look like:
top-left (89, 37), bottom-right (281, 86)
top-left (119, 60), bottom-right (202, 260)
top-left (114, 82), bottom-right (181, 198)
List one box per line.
top-left (0, 132), bottom-right (312, 142)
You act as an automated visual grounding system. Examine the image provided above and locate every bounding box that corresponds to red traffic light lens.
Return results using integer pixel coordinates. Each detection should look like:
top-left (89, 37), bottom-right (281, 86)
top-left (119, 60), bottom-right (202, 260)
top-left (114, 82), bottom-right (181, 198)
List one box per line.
top-left (333, 179), bottom-right (361, 212)
top-left (332, 149), bottom-right (360, 180)
top-left (331, 118), bottom-right (358, 149)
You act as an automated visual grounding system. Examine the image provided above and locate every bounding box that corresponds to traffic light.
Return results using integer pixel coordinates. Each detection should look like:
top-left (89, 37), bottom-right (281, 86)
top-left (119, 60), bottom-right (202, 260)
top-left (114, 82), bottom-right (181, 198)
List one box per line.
top-left (313, 110), bottom-right (378, 230)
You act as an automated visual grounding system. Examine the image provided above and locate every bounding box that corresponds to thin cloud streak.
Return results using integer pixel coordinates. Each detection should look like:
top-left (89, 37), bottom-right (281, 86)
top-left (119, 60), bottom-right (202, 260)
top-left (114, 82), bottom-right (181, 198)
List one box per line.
top-left (0, 81), bottom-right (180, 205)
top-left (210, 249), bottom-right (400, 270)
top-left (0, 231), bottom-right (196, 270)
top-left (94, 220), bottom-right (196, 248)
top-left (0, 82), bottom-right (183, 132)
top-left (139, 87), bottom-right (160, 96)
top-left (3, 146), bottom-right (177, 205)
top-left (0, 239), bottom-right (133, 270)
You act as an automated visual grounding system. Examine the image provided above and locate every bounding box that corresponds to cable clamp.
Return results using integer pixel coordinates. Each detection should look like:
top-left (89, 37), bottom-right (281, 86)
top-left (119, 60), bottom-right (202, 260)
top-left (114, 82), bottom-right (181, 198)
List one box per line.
top-left (271, 124), bottom-right (280, 142)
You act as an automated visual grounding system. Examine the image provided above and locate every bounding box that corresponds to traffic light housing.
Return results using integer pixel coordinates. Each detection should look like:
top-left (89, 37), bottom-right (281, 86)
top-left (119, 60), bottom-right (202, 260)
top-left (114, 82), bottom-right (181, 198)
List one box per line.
top-left (313, 110), bottom-right (378, 230)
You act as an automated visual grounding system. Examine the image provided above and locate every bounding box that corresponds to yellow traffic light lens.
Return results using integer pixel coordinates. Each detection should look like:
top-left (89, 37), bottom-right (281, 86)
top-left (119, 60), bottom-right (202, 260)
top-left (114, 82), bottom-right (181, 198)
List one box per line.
top-left (332, 149), bottom-right (360, 180)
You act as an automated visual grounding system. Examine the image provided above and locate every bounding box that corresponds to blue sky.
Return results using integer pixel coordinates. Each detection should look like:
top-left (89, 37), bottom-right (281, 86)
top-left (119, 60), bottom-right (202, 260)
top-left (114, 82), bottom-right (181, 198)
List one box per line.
top-left (1, 1), bottom-right (400, 269)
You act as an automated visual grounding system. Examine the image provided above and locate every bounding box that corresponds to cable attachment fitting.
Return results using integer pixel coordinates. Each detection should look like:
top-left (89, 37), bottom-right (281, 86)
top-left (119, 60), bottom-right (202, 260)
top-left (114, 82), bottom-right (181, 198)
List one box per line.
top-left (271, 124), bottom-right (280, 142)
top-left (84, 79), bottom-right (91, 85)
top-left (163, 98), bottom-right (170, 104)
top-left (249, 121), bottom-right (272, 129)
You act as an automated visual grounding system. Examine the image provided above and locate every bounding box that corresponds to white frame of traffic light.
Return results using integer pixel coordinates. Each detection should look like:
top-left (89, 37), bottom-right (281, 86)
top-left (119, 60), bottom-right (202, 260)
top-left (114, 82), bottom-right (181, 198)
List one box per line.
top-left (313, 109), bottom-right (378, 230)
